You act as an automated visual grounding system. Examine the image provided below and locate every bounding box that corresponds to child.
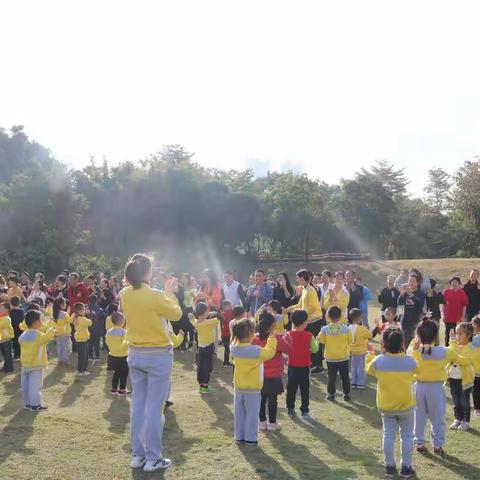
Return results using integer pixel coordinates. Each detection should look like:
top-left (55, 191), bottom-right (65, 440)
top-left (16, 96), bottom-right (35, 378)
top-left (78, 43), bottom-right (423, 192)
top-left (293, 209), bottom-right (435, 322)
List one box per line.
top-left (106, 311), bottom-right (130, 396)
top-left (19, 309), bottom-right (55, 411)
top-left (188, 302), bottom-right (220, 393)
top-left (72, 302), bottom-right (92, 376)
top-left (255, 300), bottom-right (288, 334)
top-left (230, 318), bottom-right (277, 445)
top-left (371, 306), bottom-right (398, 338)
top-left (221, 300), bottom-right (234, 367)
top-left (252, 312), bottom-right (291, 431)
top-left (10, 296), bottom-right (24, 359)
top-left (410, 318), bottom-right (462, 455)
top-left (366, 326), bottom-right (418, 479)
top-left (473, 317), bottom-right (480, 416)
top-left (284, 309), bottom-right (319, 417)
top-left (105, 303), bottom-right (119, 333)
top-left (448, 322), bottom-right (476, 431)
top-left (86, 294), bottom-right (105, 361)
top-left (52, 297), bottom-right (72, 365)
top-left (318, 306), bottom-right (352, 401)
top-left (0, 302), bottom-right (14, 372)
top-left (348, 308), bottom-right (372, 389)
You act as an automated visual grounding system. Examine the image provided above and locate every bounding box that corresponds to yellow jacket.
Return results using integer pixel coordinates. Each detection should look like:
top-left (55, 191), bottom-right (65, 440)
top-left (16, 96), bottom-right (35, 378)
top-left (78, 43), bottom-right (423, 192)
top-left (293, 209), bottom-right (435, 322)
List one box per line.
top-left (120, 284), bottom-right (182, 348)
top-left (291, 285), bottom-right (322, 323)
top-left (318, 323), bottom-right (352, 362)
top-left (54, 312), bottom-right (72, 337)
top-left (105, 315), bottom-right (113, 332)
top-left (321, 288), bottom-right (350, 324)
top-left (254, 308), bottom-right (289, 333)
top-left (448, 341), bottom-right (476, 390)
top-left (189, 317), bottom-right (219, 347)
top-left (230, 337), bottom-right (277, 391)
top-left (106, 327), bottom-right (128, 357)
top-left (366, 352), bottom-right (419, 415)
top-left (19, 328), bottom-right (55, 370)
top-left (408, 344), bottom-right (461, 383)
top-left (348, 324), bottom-right (373, 355)
top-left (473, 335), bottom-right (480, 376)
top-left (166, 321), bottom-right (184, 348)
top-left (74, 316), bottom-right (92, 342)
top-left (0, 315), bottom-right (14, 342)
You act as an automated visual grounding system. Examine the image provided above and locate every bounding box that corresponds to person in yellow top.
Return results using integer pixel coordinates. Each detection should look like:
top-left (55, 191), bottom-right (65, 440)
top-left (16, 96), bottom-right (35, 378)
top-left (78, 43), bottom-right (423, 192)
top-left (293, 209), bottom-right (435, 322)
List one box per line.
top-left (321, 271), bottom-right (350, 324)
top-left (6, 276), bottom-right (26, 302)
top-left (366, 326), bottom-right (419, 478)
top-left (254, 300), bottom-right (288, 333)
top-left (19, 309), bottom-right (55, 411)
top-left (52, 298), bottom-right (73, 365)
top-left (0, 301), bottom-right (14, 373)
top-left (318, 306), bottom-right (353, 401)
top-left (106, 312), bottom-right (130, 396)
top-left (348, 308), bottom-right (373, 389)
top-left (188, 302), bottom-right (220, 393)
top-left (72, 302), bottom-right (92, 376)
top-left (230, 318), bottom-right (277, 445)
top-left (118, 254), bottom-right (182, 473)
top-left (473, 317), bottom-right (480, 416)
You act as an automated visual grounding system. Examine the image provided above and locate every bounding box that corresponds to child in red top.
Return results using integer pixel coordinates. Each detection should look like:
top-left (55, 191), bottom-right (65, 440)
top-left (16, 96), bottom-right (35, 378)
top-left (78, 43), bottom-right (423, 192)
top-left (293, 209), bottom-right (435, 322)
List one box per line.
top-left (252, 312), bottom-right (292, 431)
top-left (221, 300), bottom-right (234, 367)
top-left (284, 309), bottom-right (319, 417)
top-left (443, 277), bottom-right (469, 346)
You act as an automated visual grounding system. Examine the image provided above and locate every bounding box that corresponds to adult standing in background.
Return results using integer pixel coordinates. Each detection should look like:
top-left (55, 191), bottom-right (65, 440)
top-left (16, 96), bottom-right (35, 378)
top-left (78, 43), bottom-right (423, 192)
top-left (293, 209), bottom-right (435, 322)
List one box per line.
top-left (222, 271), bottom-right (245, 307)
top-left (197, 269), bottom-right (222, 310)
top-left (357, 278), bottom-right (371, 327)
top-left (322, 271), bottom-right (350, 324)
top-left (394, 268), bottom-right (409, 289)
top-left (376, 275), bottom-right (400, 319)
top-left (443, 277), bottom-right (469, 346)
top-left (119, 254), bottom-right (182, 472)
top-left (52, 275), bottom-right (69, 299)
top-left (245, 269), bottom-right (273, 316)
top-left (463, 269), bottom-right (480, 320)
top-left (273, 272), bottom-right (295, 309)
top-left (67, 273), bottom-right (90, 311)
top-left (345, 270), bottom-right (364, 323)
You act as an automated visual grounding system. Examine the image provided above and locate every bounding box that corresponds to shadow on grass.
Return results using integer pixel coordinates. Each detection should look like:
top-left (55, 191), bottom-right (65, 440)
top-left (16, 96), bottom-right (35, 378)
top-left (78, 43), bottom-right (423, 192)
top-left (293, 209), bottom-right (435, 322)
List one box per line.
top-left (421, 450), bottom-right (480, 479)
top-left (58, 372), bottom-right (94, 408)
top-left (43, 364), bottom-right (67, 389)
top-left (0, 409), bottom-right (36, 465)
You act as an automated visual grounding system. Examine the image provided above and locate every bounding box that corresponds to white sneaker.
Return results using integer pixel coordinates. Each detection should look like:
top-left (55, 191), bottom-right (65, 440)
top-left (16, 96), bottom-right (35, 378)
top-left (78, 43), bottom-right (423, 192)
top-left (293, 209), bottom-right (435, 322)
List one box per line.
top-left (258, 421), bottom-right (268, 431)
top-left (267, 422), bottom-right (282, 431)
top-left (143, 458), bottom-right (172, 472)
top-left (475, 410), bottom-right (480, 417)
top-left (82, 371), bottom-right (91, 376)
top-left (458, 421), bottom-right (470, 431)
top-left (129, 456), bottom-right (146, 469)
top-left (450, 419), bottom-right (461, 430)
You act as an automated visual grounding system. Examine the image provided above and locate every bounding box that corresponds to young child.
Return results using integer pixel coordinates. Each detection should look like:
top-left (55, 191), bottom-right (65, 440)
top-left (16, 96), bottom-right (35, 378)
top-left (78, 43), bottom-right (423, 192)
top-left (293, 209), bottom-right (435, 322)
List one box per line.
top-left (371, 306), bottom-right (398, 338)
top-left (86, 294), bottom-right (105, 362)
top-left (318, 306), bottom-right (352, 401)
top-left (230, 318), bottom-right (277, 445)
top-left (252, 312), bottom-right (291, 431)
top-left (105, 303), bottom-right (119, 334)
top-left (52, 297), bottom-right (72, 365)
top-left (106, 311), bottom-right (130, 396)
top-left (10, 296), bottom-right (25, 360)
top-left (409, 317), bottom-right (462, 455)
top-left (19, 309), bottom-right (55, 411)
top-left (188, 302), bottom-right (220, 393)
top-left (448, 322), bottom-right (476, 431)
top-left (221, 300), bottom-right (234, 367)
top-left (472, 317), bottom-right (480, 416)
top-left (348, 308), bottom-right (372, 389)
top-left (284, 309), bottom-right (319, 417)
top-left (0, 301), bottom-right (14, 373)
top-left (72, 302), bottom-right (92, 376)
top-left (366, 326), bottom-right (418, 479)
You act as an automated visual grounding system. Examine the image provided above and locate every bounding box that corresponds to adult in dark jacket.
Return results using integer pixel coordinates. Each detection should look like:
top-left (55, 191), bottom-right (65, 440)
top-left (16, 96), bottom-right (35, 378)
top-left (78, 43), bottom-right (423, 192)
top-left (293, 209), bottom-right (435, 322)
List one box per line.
top-left (376, 275), bottom-right (400, 319)
top-left (273, 272), bottom-right (295, 309)
top-left (463, 269), bottom-right (480, 321)
top-left (345, 270), bottom-right (364, 322)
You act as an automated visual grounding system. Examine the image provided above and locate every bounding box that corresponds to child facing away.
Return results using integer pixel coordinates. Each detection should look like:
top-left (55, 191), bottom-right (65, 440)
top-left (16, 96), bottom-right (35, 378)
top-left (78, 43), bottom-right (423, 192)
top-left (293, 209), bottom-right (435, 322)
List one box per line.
top-left (448, 322), bottom-right (477, 431)
top-left (0, 301), bottom-right (14, 373)
top-left (348, 308), bottom-right (372, 389)
top-left (105, 311), bottom-right (130, 396)
top-left (230, 318), bottom-right (277, 445)
top-left (255, 300), bottom-right (288, 334)
top-left (472, 317), bottom-right (480, 416)
top-left (284, 309), bottom-right (319, 417)
top-left (188, 302), bottom-right (220, 393)
top-left (86, 294), bottom-right (106, 361)
top-left (318, 306), bottom-right (353, 401)
top-left (52, 297), bottom-right (73, 365)
top-left (19, 309), bottom-right (55, 411)
top-left (220, 300), bottom-right (234, 367)
top-left (252, 312), bottom-right (292, 431)
top-left (72, 302), bottom-right (92, 376)
top-left (9, 295), bottom-right (25, 360)
top-left (366, 326), bottom-right (418, 479)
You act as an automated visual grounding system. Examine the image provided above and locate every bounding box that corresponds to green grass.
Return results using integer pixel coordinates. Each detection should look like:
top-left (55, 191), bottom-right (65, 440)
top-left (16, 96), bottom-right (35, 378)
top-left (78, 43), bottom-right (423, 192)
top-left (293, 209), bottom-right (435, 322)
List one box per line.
top-left (2, 286), bottom-right (480, 480)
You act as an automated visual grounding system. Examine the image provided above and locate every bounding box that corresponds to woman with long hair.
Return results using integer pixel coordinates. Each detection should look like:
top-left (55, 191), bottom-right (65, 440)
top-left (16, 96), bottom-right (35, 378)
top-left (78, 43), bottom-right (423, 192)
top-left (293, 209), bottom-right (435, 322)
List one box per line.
top-left (273, 272), bottom-right (295, 309)
top-left (197, 269), bottom-right (222, 310)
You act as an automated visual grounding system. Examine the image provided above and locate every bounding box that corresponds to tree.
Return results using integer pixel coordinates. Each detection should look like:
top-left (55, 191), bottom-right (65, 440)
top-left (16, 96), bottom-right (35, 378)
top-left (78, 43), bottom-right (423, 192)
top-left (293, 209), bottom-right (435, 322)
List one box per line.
top-left (362, 160), bottom-right (409, 198)
top-left (424, 167), bottom-right (451, 214)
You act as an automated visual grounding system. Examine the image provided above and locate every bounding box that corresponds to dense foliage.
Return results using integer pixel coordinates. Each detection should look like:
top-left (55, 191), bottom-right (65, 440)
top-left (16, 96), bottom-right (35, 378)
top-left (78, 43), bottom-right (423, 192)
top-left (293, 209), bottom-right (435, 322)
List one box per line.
top-left (0, 126), bottom-right (477, 276)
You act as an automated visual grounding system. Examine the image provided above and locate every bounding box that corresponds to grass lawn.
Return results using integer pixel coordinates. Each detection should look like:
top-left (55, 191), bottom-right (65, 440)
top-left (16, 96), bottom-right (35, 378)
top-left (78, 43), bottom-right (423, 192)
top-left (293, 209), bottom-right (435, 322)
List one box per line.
top-left (1, 306), bottom-right (480, 480)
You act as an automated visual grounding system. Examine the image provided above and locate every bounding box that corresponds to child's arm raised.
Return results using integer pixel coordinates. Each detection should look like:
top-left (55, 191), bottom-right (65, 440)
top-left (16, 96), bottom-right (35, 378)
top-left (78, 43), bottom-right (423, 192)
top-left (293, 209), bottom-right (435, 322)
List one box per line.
top-left (258, 334), bottom-right (278, 361)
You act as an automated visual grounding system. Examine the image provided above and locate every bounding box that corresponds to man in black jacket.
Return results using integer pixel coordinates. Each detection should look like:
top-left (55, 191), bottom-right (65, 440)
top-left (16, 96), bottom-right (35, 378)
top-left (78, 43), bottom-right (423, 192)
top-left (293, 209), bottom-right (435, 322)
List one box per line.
top-left (464, 269), bottom-right (480, 320)
top-left (376, 275), bottom-right (400, 320)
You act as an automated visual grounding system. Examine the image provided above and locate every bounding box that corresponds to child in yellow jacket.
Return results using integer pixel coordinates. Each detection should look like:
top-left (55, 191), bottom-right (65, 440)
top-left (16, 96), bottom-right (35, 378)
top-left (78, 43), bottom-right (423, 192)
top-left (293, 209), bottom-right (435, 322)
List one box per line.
top-left (72, 302), bottom-right (92, 376)
top-left (0, 301), bottom-right (14, 373)
top-left (52, 297), bottom-right (72, 365)
top-left (230, 318), bottom-right (277, 445)
top-left (19, 309), bottom-right (55, 411)
top-left (106, 312), bottom-right (130, 396)
top-left (348, 308), bottom-right (372, 389)
top-left (472, 317), bottom-right (480, 416)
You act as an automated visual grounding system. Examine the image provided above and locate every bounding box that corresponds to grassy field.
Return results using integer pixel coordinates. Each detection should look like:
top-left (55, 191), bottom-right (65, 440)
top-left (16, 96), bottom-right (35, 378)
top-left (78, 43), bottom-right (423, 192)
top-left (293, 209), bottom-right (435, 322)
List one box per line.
top-left (1, 314), bottom-right (480, 480)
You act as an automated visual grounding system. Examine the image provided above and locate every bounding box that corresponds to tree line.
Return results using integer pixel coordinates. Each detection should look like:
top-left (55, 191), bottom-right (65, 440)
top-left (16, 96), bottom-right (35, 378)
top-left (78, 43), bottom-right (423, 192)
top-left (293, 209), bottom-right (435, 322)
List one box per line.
top-left (0, 125), bottom-right (479, 277)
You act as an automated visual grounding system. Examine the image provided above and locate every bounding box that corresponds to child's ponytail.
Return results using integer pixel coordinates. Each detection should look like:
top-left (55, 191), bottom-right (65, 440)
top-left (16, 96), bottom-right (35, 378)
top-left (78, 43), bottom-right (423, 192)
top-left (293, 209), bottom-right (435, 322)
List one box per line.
top-left (416, 316), bottom-right (438, 355)
top-left (232, 318), bottom-right (254, 343)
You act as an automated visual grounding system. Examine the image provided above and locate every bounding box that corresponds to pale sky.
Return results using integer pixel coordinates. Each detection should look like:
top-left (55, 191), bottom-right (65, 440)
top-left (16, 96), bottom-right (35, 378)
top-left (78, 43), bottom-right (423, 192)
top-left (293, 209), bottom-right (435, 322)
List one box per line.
top-left (2, 0), bottom-right (480, 195)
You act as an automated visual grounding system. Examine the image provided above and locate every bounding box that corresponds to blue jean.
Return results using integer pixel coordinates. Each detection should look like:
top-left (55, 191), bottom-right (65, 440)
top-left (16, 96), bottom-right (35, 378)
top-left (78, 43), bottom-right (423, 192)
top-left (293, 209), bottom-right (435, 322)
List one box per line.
top-left (414, 382), bottom-right (446, 447)
top-left (21, 369), bottom-right (43, 406)
top-left (382, 412), bottom-right (414, 468)
top-left (234, 390), bottom-right (261, 442)
top-left (56, 336), bottom-right (71, 362)
top-left (350, 354), bottom-right (366, 386)
top-left (128, 347), bottom-right (173, 461)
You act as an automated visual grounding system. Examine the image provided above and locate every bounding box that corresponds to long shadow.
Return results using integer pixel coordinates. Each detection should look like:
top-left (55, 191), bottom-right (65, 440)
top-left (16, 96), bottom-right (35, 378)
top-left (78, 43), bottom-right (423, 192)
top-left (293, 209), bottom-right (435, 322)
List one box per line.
top-left (421, 450), bottom-right (480, 479)
top-left (0, 409), bottom-right (36, 465)
top-left (332, 397), bottom-right (382, 428)
top-left (102, 367), bottom-right (129, 434)
top-left (58, 374), bottom-right (94, 408)
top-left (43, 364), bottom-right (67, 389)
top-left (0, 372), bottom-right (24, 416)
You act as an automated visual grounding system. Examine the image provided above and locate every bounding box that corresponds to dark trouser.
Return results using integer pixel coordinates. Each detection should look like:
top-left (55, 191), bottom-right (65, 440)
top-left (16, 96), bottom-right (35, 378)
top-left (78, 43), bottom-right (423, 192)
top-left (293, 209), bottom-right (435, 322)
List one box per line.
top-left (111, 356), bottom-right (129, 390)
top-left (0, 340), bottom-right (14, 372)
top-left (450, 379), bottom-right (472, 422)
top-left (13, 325), bottom-right (22, 358)
top-left (327, 360), bottom-right (350, 396)
top-left (197, 343), bottom-right (214, 386)
top-left (222, 336), bottom-right (231, 364)
top-left (306, 319), bottom-right (325, 368)
top-left (71, 330), bottom-right (77, 352)
top-left (402, 323), bottom-right (417, 351)
top-left (473, 377), bottom-right (480, 411)
top-left (260, 394), bottom-right (278, 423)
top-left (77, 341), bottom-right (89, 373)
top-left (444, 322), bottom-right (457, 347)
top-left (286, 366), bottom-right (310, 413)
top-left (88, 335), bottom-right (101, 359)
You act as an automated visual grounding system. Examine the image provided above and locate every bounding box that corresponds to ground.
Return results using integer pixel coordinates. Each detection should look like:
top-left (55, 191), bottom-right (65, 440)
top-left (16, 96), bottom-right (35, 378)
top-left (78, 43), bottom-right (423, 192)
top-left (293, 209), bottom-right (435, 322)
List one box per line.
top-left (2, 258), bottom-right (480, 480)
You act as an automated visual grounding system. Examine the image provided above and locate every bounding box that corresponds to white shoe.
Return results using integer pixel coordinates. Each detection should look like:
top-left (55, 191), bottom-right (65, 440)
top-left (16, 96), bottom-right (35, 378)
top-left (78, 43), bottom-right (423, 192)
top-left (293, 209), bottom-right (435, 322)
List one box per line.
top-left (258, 421), bottom-right (268, 431)
top-left (450, 419), bottom-right (461, 430)
top-left (82, 371), bottom-right (91, 376)
top-left (130, 456), bottom-right (146, 469)
top-left (474, 410), bottom-right (480, 417)
top-left (143, 458), bottom-right (172, 472)
top-left (458, 421), bottom-right (470, 431)
top-left (267, 422), bottom-right (282, 431)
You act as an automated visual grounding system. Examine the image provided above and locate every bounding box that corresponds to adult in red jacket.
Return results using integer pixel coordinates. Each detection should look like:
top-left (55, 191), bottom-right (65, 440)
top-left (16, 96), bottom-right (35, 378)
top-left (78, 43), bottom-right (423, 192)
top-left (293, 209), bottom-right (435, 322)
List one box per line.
top-left (443, 276), bottom-right (468, 346)
top-left (67, 273), bottom-right (90, 312)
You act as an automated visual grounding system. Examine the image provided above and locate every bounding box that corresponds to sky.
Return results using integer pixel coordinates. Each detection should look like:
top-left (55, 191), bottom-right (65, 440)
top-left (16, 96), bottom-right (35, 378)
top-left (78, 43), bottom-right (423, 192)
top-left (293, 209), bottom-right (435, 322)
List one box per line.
top-left (2, 0), bottom-right (480, 196)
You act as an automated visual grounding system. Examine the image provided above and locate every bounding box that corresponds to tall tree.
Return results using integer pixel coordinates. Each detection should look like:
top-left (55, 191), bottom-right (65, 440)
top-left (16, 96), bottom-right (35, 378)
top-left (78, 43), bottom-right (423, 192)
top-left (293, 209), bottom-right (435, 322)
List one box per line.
top-left (424, 167), bottom-right (451, 214)
top-left (363, 160), bottom-right (409, 198)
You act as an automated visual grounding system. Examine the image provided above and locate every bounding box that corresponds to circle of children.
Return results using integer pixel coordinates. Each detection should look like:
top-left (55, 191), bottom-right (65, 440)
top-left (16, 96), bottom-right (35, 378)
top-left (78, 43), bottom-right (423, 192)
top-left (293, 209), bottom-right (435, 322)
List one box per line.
top-left (1, 265), bottom-right (480, 477)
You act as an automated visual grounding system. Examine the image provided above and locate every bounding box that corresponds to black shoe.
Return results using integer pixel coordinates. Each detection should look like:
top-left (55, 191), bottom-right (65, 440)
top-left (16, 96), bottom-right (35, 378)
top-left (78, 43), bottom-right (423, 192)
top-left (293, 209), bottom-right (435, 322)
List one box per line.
top-left (343, 394), bottom-right (351, 402)
top-left (30, 405), bottom-right (48, 411)
top-left (165, 400), bottom-right (173, 408)
top-left (400, 466), bottom-right (415, 478)
top-left (245, 441), bottom-right (258, 446)
top-left (326, 394), bottom-right (335, 402)
top-left (311, 366), bottom-right (325, 375)
top-left (385, 465), bottom-right (397, 477)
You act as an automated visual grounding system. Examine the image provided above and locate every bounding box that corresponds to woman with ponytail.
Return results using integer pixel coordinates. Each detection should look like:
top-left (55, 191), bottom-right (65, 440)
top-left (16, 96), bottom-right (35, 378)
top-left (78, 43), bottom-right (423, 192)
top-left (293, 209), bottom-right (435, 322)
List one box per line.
top-left (119, 254), bottom-right (182, 472)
